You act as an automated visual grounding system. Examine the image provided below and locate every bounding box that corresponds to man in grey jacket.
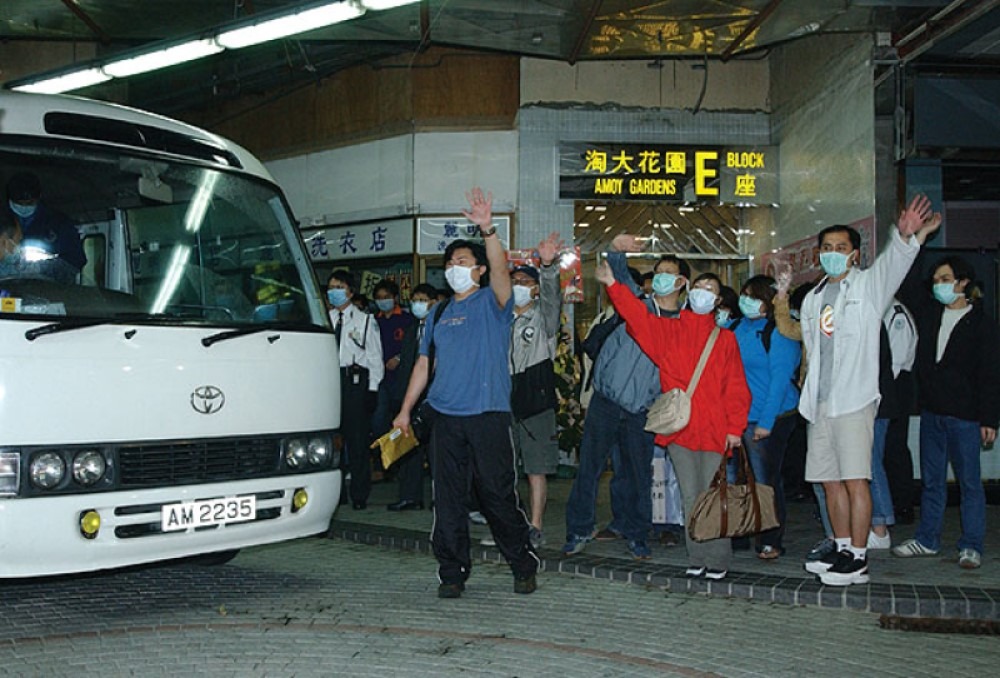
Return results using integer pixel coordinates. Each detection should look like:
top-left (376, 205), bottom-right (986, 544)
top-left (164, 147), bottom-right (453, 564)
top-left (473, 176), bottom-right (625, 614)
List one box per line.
top-left (508, 232), bottom-right (564, 548)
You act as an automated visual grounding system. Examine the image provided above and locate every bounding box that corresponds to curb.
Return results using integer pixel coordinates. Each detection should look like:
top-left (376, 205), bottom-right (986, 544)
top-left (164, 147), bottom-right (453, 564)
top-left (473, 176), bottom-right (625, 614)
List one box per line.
top-left (330, 520), bottom-right (1000, 621)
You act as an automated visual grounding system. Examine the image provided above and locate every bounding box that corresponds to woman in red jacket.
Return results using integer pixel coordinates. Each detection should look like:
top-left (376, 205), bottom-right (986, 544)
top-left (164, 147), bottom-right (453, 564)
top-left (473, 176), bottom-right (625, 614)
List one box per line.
top-left (598, 261), bottom-right (751, 580)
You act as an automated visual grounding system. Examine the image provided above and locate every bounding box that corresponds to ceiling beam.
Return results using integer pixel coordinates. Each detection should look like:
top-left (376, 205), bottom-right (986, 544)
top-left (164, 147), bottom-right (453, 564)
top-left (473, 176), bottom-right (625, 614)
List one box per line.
top-left (568, 0), bottom-right (604, 65)
top-left (59, 0), bottom-right (110, 44)
top-left (720, 0), bottom-right (784, 62)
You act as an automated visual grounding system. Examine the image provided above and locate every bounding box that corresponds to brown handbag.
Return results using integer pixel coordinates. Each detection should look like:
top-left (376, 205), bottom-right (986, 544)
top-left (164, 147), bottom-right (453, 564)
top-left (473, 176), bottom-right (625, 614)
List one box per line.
top-left (687, 443), bottom-right (779, 542)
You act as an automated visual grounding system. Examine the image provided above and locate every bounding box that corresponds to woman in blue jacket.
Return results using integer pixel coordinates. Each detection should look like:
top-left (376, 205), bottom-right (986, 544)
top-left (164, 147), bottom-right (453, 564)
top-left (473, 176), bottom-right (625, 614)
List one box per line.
top-left (733, 275), bottom-right (802, 559)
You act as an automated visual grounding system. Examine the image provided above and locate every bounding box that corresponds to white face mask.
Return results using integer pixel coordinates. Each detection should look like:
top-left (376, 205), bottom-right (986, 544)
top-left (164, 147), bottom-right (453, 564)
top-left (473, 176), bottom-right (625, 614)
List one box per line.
top-left (410, 300), bottom-right (430, 319)
top-left (445, 265), bottom-right (478, 294)
top-left (512, 284), bottom-right (534, 308)
top-left (9, 200), bottom-right (36, 220)
top-left (687, 287), bottom-right (718, 315)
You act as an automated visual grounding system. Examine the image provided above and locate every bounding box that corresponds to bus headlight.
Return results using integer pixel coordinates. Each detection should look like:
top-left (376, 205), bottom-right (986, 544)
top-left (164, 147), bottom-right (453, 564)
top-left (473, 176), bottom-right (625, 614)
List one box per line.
top-left (307, 437), bottom-right (331, 466)
top-left (72, 450), bottom-right (107, 486)
top-left (0, 452), bottom-right (20, 496)
top-left (30, 452), bottom-right (65, 489)
top-left (284, 439), bottom-right (307, 469)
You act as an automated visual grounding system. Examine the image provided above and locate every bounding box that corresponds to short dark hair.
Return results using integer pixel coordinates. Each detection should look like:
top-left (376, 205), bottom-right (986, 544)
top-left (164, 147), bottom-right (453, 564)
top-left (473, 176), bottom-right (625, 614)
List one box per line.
top-left (444, 238), bottom-right (489, 286)
top-left (7, 172), bottom-right (41, 202)
top-left (373, 279), bottom-right (399, 297)
top-left (327, 269), bottom-right (354, 291)
top-left (817, 224), bottom-right (861, 252)
top-left (789, 280), bottom-right (818, 311)
top-left (412, 283), bottom-right (438, 299)
top-left (718, 285), bottom-right (741, 318)
top-left (741, 275), bottom-right (777, 317)
top-left (692, 272), bottom-right (721, 290)
top-left (656, 254), bottom-right (691, 280)
top-left (932, 255), bottom-right (979, 300)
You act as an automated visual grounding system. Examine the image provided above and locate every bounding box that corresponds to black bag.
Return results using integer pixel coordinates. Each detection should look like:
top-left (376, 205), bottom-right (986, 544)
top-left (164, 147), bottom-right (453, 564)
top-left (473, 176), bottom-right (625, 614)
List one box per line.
top-left (511, 358), bottom-right (557, 420)
top-left (580, 312), bottom-right (623, 361)
top-left (410, 400), bottom-right (437, 445)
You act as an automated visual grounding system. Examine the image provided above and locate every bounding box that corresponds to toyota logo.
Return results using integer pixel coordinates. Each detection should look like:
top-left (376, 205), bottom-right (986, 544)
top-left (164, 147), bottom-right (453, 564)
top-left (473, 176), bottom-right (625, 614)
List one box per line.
top-left (191, 385), bottom-right (225, 414)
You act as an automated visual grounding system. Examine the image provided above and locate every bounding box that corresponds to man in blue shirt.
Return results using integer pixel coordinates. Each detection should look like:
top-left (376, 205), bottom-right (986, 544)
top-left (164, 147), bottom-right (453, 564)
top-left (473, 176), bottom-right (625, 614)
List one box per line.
top-left (394, 188), bottom-right (538, 598)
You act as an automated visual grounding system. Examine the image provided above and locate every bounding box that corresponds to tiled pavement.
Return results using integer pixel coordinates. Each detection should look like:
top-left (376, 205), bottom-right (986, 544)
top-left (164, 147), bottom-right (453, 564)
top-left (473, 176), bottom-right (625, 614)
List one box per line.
top-left (334, 473), bottom-right (1000, 621)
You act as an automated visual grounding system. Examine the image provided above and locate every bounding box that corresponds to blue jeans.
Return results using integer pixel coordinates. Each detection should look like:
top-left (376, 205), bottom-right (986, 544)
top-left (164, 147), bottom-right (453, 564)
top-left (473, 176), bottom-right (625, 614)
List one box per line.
top-left (870, 418), bottom-right (895, 526)
top-left (914, 412), bottom-right (986, 554)
top-left (565, 390), bottom-right (653, 542)
top-left (742, 415), bottom-right (797, 550)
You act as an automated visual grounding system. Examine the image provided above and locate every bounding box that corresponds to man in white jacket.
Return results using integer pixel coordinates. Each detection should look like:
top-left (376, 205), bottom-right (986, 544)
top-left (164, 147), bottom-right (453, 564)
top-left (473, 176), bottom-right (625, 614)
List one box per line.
top-left (800, 195), bottom-right (940, 586)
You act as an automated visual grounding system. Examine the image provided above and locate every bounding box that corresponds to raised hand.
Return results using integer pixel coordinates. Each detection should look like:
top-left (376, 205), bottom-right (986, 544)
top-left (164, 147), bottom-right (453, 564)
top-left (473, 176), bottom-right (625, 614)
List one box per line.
top-left (596, 259), bottom-right (615, 286)
top-left (775, 262), bottom-right (793, 300)
top-left (461, 187), bottom-right (493, 229)
top-left (537, 232), bottom-right (565, 266)
top-left (897, 194), bottom-right (942, 243)
top-left (611, 233), bottom-right (644, 253)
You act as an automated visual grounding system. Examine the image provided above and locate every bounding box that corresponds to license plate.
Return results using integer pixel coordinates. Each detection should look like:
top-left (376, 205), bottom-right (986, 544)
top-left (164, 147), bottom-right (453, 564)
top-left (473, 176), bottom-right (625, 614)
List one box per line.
top-left (161, 496), bottom-right (256, 532)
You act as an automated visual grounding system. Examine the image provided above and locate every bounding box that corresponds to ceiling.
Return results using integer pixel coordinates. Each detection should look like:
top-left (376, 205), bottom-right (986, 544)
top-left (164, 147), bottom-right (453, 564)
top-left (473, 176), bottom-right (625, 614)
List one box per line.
top-left (3, 1), bottom-right (1000, 116)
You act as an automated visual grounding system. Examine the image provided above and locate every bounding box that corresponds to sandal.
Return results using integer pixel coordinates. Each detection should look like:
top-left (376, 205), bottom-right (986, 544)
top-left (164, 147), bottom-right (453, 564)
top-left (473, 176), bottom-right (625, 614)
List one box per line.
top-left (758, 545), bottom-right (780, 560)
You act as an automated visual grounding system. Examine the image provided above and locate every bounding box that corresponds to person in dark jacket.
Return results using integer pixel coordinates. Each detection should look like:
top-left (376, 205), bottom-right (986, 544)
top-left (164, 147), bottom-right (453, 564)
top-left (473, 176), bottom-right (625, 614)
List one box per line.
top-left (6, 171), bottom-right (86, 282)
top-left (892, 255), bottom-right (1000, 569)
top-left (387, 283), bottom-right (439, 511)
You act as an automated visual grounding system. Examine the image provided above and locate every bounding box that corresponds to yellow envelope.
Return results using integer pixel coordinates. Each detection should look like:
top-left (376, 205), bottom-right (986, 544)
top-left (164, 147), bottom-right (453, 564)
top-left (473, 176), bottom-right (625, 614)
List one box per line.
top-left (370, 426), bottom-right (420, 469)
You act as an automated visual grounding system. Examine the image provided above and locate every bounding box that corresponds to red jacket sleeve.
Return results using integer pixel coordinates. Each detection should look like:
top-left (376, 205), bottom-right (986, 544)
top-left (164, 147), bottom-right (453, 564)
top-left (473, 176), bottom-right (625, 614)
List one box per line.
top-left (606, 281), bottom-right (673, 361)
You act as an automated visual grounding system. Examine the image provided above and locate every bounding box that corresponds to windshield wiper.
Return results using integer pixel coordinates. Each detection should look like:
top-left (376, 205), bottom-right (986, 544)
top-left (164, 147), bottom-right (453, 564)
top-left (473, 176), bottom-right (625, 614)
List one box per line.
top-left (201, 326), bottom-right (274, 347)
top-left (25, 318), bottom-right (111, 341)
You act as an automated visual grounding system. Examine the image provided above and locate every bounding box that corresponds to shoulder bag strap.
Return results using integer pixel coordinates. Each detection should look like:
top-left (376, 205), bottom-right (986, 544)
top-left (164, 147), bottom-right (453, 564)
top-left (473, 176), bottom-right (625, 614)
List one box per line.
top-left (686, 326), bottom-right (720, 397)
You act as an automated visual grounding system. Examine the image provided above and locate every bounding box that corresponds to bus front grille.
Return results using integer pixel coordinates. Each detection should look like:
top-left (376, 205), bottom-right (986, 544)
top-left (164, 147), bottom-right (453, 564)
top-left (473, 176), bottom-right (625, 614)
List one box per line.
top-left (117, 437), bottom-right (281, 488)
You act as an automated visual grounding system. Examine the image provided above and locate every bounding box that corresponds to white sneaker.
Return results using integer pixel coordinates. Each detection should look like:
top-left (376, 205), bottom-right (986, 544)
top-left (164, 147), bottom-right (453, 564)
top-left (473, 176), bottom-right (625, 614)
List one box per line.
top-left (468, 511), bottom-right (487, 525)
top-left (958, 548), bottom-right (982, 569)
top-left (867, 530), bottom-right (891, 550)
top-left (891, 538), bottom-right (938, 558)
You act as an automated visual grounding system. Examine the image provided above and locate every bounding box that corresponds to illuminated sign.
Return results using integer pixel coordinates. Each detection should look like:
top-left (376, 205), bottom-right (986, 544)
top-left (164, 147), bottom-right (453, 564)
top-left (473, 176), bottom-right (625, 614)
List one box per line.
top-left (559, 143), bottom-right (778, 205)
top-left (416, 216), bottom-right (511, 255)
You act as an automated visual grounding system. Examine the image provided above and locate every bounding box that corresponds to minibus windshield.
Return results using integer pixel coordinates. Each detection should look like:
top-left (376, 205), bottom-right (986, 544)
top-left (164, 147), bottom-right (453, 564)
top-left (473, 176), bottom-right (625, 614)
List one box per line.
top-left (0, 141), bottom-right (326, 328)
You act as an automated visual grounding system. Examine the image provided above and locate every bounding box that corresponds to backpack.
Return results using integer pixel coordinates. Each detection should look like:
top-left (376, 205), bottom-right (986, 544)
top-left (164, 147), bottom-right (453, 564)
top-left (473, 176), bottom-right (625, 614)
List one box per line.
top-left (580, 310), bottom-right (624, 361)
top-left (730, 317), bottom-right (777, 353)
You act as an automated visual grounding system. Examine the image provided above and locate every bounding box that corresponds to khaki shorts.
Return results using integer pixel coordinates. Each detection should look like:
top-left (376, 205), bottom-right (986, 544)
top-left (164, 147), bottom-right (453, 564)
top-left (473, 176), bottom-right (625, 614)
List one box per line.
top-left (512, 409), bottom-right (559, 475)
top-left (805, 401), bottom-right (876, 482)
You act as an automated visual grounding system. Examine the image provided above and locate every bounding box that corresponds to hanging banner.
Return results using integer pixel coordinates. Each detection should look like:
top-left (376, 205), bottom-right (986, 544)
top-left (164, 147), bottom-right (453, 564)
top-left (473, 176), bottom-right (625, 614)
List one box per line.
top-left (302, 218), bottom-right (413, 261)
top-left (559, 143), bottom-right (779, 205)
top-left (508, 246), bottom-right (584, 304)
top-left (417, 216), bottom-right (511, 255)
top-left (759, 216), bottom-right (876, 286)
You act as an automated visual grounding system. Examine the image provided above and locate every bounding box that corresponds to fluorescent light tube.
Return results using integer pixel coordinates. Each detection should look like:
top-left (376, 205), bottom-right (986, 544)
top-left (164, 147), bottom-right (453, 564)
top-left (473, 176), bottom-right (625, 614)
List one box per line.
top-left (362, 0), bottom-right (421, 9)
top-left (217, 1), bottom-right (365, 49)
top-left (103, 39), bottom-right (224, 78)
top-left (11, 68), bottom-right (111, 94)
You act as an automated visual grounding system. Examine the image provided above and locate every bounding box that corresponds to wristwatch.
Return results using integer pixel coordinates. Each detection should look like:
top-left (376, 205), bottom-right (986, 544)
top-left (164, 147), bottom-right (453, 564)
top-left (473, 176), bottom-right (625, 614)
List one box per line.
top-left (479, 225), bottom-right (497, 237)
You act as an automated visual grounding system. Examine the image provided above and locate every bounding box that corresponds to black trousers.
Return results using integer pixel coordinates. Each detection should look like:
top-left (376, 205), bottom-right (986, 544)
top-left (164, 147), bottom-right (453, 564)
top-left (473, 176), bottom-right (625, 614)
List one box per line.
top-left (340, 368), bottom-right (374, 505)
top-left (430, 412), bottom-right (538, 585)
top-left (396, 443), bottom-right (428, 503)
top-left (884, 414), bottom-right (916, 511)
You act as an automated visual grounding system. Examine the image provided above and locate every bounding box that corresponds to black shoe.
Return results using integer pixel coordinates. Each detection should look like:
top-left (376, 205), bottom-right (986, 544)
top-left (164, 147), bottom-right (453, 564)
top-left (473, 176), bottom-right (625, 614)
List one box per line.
top-left (804, 547), bottom-right (845, 575)
top-left (352, 501), bottom-right (367, 510)
top-left (513, 574), bottom-right (537, 595)
top-left (819, 554), bottom-right (869, 586)
top-left (387, 499), bottom-right (424, 511)
top-left (437, 582), bottom-right (465, 599)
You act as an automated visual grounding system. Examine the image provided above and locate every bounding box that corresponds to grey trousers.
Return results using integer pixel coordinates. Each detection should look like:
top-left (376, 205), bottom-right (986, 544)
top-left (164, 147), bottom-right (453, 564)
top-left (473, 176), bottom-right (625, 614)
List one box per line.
top-left (668, 444), bottom-right (732, 571)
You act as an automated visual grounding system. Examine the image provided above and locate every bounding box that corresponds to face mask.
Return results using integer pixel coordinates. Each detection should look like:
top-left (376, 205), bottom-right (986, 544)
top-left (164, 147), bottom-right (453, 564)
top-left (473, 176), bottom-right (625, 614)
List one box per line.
top-left (738, 294), bottom-right (764, 319)
top-left (9, 201), bottom-right (36, 220)
top-left (932, 282), bottom-right (960, 306)
top-left (688, 288), bottom-right (717, 315)
top-left (715, 309), bottom-right (731, 327)
top-left (445, 265), bottom-right (478, 294)
top-left (819, 251), bottom-right (853, 277)
top-left (327, 288), bottom-right (348, 307)
top-left (410, 300), bottom-right (430, 319)
top-left (652, 272), bottom-right (678, 296)
top-left (512, 284), bottom-right (534, 308)
top-left (375, 299), bottom-right (395, 313)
